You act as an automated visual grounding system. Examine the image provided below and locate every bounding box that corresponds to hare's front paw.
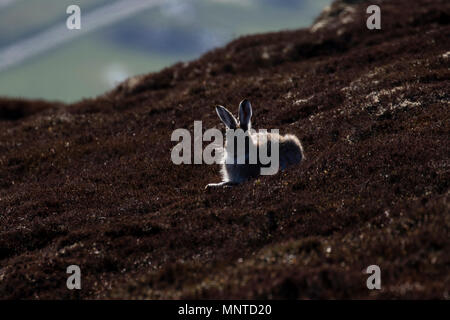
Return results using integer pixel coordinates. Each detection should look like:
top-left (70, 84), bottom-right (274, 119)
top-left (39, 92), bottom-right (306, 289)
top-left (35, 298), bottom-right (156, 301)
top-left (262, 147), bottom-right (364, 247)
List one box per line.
top-left (205, 182), bottom-right (223, 189)
top-left (205, 181), bottom-right (236, 189)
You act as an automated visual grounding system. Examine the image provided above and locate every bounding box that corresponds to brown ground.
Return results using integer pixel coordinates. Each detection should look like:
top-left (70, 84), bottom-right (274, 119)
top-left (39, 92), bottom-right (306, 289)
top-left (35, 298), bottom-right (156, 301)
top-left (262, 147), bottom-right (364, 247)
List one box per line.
top-left (0, 0), bottom-right (449, 299)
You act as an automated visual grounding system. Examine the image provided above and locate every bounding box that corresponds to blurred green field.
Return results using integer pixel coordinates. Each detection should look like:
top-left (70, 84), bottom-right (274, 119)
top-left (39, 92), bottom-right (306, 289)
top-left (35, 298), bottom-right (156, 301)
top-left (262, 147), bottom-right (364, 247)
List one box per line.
top-left (0, 0), bottom-right (110, 46)
top-left (0, 0), bottom-right (331, 102)
top-left (0, 34), bottom-right (186, 102)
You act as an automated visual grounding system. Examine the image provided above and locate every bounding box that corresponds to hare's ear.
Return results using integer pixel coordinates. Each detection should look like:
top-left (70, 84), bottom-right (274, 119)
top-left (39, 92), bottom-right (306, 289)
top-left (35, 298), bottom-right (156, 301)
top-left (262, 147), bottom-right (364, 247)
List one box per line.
top-left (216, 105), bottom-right (237, 129)
top-left (238, 99), bottom-right (252, 131)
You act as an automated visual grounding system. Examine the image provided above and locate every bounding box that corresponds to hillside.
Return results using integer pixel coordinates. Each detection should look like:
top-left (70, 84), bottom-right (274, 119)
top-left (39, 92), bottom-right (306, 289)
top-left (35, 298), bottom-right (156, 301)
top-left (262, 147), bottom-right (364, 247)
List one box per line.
top-left (0, 0), bottom-right (449, 299)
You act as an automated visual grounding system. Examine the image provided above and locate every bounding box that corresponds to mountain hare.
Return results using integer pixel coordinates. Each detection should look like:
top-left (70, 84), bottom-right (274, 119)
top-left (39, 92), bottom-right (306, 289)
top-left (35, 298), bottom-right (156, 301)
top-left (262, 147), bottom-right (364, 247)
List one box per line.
top-left (206, 99), bottom-right (304, 188)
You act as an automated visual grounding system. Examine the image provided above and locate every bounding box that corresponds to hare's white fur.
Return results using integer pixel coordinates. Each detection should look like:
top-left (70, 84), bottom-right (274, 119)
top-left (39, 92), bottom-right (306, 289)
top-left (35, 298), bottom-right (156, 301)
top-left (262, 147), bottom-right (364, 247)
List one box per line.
top-left (206, 99), bottom-right (304, 188)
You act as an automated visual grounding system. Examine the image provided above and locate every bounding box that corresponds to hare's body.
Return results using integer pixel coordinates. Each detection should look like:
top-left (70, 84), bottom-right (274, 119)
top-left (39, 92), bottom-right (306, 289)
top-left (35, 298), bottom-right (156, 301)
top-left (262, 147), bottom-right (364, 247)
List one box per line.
top-left (206, 100), bottom-right (304, 188)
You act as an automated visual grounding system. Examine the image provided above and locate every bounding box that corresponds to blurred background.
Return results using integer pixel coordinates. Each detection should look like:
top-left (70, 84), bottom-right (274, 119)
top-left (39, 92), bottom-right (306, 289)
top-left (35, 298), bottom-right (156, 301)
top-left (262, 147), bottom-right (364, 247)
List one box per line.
top-left (0, 0), bottom-right (332, 103)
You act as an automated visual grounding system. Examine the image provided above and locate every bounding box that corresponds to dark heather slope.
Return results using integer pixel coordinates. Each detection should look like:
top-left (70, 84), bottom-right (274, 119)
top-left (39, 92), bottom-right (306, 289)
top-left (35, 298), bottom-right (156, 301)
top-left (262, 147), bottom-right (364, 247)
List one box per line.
top-left (0, 0), bottom-right (449, 299)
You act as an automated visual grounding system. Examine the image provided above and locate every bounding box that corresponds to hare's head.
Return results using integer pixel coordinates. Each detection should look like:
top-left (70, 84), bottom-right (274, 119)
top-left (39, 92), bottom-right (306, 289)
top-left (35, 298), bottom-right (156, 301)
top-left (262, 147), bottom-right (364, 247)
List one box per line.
top-left (215, 99), bottom-right (252, 132)
top-left (215, 99), bottom-right (254, 162)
